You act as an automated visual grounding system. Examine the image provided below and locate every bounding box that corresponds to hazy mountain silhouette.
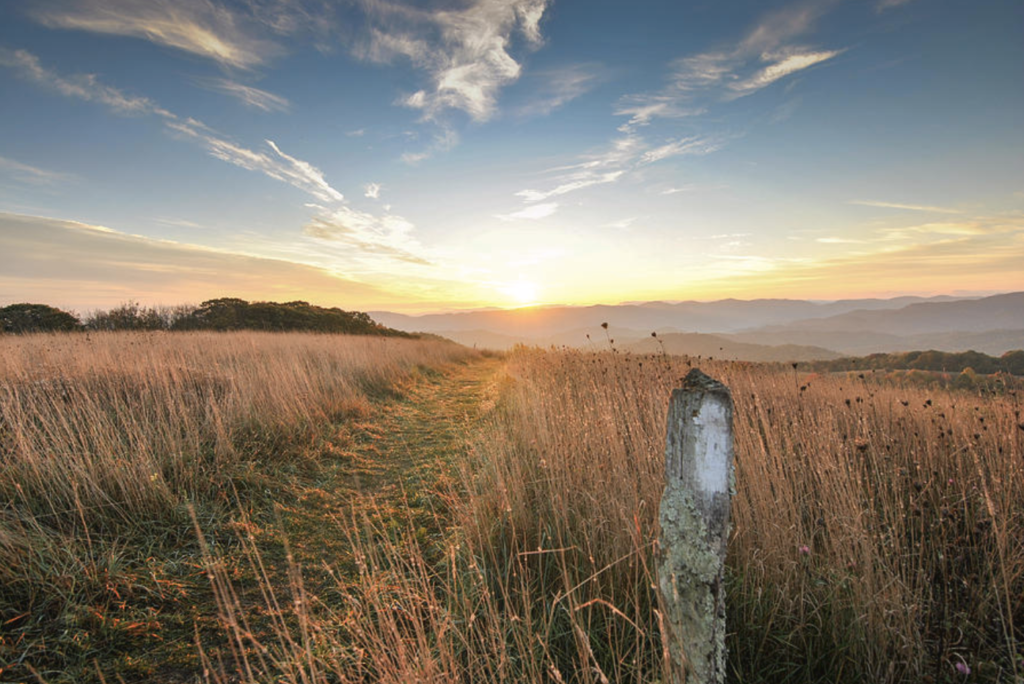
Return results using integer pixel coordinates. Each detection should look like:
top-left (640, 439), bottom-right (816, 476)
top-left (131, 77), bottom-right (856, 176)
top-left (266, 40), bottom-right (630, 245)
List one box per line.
top-left (372, 292), bottom-right (1023, 358)
top-left (371, 294), bottom-right (961, 337)
top-left (626, 333), bottom-right (841, 362)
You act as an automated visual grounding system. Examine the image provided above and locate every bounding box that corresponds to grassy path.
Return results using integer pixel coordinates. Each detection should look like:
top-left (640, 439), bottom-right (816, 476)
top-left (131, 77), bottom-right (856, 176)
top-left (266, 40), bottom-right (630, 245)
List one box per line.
top-left (175, 355), bottom-right (506, 682)
top-left (278, 355), bottom-right (503, 579)
top-left (31, 355), bottom-right (507, 684)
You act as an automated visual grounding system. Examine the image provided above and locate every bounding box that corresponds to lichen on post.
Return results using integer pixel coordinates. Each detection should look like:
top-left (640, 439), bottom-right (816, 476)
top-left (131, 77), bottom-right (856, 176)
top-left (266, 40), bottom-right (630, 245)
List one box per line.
top-left (658, 368), bottom-right (734, 684)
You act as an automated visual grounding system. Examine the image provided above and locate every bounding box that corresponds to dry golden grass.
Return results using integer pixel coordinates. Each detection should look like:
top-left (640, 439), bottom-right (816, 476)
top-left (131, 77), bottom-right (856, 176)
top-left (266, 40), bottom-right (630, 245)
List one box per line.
top-left (2, 335), bottom-right (1021, 683)
top-left (454, 348), bottom-right (1023, 682)
top-left (246, 346), bottom-right (1022, 683)
top-left (0, 331), bottom-right (476, 679)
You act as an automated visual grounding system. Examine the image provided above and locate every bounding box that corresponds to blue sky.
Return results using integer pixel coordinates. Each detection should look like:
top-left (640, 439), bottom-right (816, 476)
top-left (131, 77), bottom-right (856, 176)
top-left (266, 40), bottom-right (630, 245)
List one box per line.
top-left (1, 0), bottom-right (1022, 312)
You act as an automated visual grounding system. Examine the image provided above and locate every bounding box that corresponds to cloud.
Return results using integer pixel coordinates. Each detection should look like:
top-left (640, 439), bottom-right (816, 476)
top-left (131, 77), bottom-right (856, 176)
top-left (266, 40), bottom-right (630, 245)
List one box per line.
top-left (712, 214), bottom-right (1024, 298)
top-left (516, 64), bottom-right (604, 117)
top-left (356, 0), bottom-right (551, 121)
top-left (725, 49), bottom-right (842, 99)
top-left (514, 130), bottom-right (722, 203)
top-left (662, 185), bottom-right (698, 195)
top-left (716, 221), bottom-right (1024, 297)
top-left (817, 236), bottom-right (866, 244)
top-left (879, 219), bottom-right (1017, 240)
top-left (303, 205), bottom-right (431, 266)
top-left (0, 155), bottom-right (72, 185)
top-left (613, 99), bottom-right (706, 131)
top-left (0, 47), bottom-right (165, 115)
top-left (153, 217), bottom-right (202, 228)
top-left (3, 50), bottom-right (347, 205)
top-left (602, 217), bottom-right (636, 230)
top-left (2, 49), bottom-right (437, 276)
top-left (516, 171), bottom-right (624, 202)
top-left (0, 212), bottom-right (396, 309)
top-left (364, 182), bottom-right (382, 199)
top-left (29, 0), bottom-right (283, 68)
top-left (495, 202), bottom-right (559, 221)
top-left (169, 119), bottom-right (344, 202)
top-left (400, 127), bottom-right (459, 164)
top-left (639, 136), bottom-right (723, 164)
top-left (850, 199), bottom-right (963, 214)
top-left (876, 0), bottom-right (914, 10)
top-left (198, 78), bottom-right (291, 112)
top-left (617, 1), bottom-right (843, 129)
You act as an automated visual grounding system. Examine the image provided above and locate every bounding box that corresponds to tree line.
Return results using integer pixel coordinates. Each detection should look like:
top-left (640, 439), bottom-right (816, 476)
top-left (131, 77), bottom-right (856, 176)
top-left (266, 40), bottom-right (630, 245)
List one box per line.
top-left (0, 299), bottom-right (413, 337)
top-left (805, 349), bottom-right (1024, 377)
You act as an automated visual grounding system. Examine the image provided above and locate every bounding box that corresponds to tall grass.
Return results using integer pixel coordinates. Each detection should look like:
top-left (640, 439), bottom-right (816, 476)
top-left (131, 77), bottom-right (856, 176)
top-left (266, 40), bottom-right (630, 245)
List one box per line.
top-left (0, 331), bottom-right (476, 675)
top-left (3, 335), bottom-right (1020, 682)
top-left (472, 349), bottom-right (1023, 681)
top-left (215, 346), bottom-right (1022, 682)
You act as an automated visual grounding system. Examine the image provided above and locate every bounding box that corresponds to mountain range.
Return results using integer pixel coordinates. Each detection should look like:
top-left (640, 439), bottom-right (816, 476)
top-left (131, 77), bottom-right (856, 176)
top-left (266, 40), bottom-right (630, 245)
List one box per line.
top-left (372, 292), bottom-right (1024, 361)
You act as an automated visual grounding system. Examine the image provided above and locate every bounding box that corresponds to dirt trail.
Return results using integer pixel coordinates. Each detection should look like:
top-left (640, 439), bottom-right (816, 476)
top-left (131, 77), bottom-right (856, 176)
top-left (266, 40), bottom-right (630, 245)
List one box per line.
top-left (271, 354), bottom-right (505, 592)
top-left (145, 356), bottom-right (506, 683)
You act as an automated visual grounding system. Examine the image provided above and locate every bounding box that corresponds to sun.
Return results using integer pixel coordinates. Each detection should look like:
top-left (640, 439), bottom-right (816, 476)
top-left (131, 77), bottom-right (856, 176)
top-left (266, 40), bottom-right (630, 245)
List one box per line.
top-left (500, 279), bottom-right (540, 307)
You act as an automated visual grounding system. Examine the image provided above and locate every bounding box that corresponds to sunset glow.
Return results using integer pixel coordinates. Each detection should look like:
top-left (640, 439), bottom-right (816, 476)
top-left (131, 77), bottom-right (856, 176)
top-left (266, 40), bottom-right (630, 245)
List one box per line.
top-left (500, 279), bottom-right (541, 307)
top-left (1, 1), bottom-right (1021, 312)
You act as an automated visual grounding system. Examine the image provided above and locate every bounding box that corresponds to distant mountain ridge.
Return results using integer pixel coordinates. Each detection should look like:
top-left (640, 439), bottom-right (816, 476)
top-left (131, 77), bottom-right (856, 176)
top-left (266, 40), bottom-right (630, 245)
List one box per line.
top-left (751, 292), bottom-right (1024, 336)
top-left (371, 294), bottom-right (966, 337)
top-left (371, 292), bottom-right (1023, 360)
top-left (625, 333), bottom-right (842, 362)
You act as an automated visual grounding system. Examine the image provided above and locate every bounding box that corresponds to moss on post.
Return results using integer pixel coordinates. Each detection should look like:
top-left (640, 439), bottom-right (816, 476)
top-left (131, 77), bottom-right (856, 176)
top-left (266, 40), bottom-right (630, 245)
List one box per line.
top-left (658, 368), bottom-right (734, 684)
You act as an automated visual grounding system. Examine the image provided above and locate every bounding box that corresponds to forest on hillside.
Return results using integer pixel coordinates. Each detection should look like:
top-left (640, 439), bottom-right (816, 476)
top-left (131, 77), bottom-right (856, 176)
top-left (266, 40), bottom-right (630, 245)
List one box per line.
top-left (806, 349), bottom-right (1024, 376)
top-left (0, 299), bottom-right (412, 337)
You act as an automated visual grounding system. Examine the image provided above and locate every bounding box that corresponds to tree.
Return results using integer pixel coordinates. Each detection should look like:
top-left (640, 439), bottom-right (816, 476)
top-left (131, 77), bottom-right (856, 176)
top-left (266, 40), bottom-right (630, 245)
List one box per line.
top-left (86, 301), bottom-right (170, 331)
top-left (1000, 350), bottom-right (1024, 376)
top-left (0, 303), bottom-right (81, 334)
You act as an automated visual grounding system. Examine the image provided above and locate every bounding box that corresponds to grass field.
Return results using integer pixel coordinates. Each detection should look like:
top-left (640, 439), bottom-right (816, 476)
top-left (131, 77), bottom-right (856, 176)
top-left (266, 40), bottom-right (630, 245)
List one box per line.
top-left (1, 334), bottom-right (1021, 682)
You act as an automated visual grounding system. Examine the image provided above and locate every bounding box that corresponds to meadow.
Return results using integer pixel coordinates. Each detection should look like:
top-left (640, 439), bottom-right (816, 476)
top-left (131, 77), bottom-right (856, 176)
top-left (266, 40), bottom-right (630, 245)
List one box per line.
top-left (1, 333), bottom-right (1021, 682)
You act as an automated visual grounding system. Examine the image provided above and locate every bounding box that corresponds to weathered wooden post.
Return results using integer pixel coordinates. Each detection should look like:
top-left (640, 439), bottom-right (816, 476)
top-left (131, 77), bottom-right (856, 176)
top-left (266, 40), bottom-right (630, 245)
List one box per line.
top-left (658, 368), bottom-right (734, 684)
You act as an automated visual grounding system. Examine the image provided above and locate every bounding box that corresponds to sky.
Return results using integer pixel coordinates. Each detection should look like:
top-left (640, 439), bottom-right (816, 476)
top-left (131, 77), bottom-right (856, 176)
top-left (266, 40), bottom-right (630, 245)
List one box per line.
top-left (1, 0), bottom-right (1022, 313)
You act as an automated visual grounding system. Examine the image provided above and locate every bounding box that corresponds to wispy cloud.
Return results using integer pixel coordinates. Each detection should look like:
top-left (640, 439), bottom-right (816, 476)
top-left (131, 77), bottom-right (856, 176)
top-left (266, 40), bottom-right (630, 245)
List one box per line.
top-left (29, 0), bottom-right (283, 68)
top-left (516, 171), bottom-right (624, 202)
top-left (876, 0), bottom-right (915, 11)
top-left (614, 99), bottom-right (706, 131)
top-left (516, 63), bottom-right (604, 117)
top-left (879, 218), bottom-right (1017, 241)
top-left (639, 136), bottom-right (723, 164)
top-left (364, 182), bottom-right (382, 199)
top-left (2, 49), bottom-right (346, 204)
top-left (357, 0), bottom-right (550, 122)
top-left (0, 212), bottom-right (396, 309)
top-left (602, 217), bottom-right (637, 230)
top-left (515, 130), bottom-right (722, 203)
top-left (715, 217), bottom-right (1024, 297)
top-left (153, 217), bottom-right (202, 229)
top-left (850, 199), bottom-right (963, 214)
top-left (496, 202), bottom-right (559, 221)
top-left (617, 2), bottom-right (843, 130)
top-left (817, 236), bottom-right (866, 244)
top-left (198, 78), bottom-right (291, 112)
top-left (0, 155), bottom-right (72, 185)
top-left (400, 127), bottom-right (459, 164)
top-left (3, 48), bottom-right (438, 273)
top-left (725, 49), bottom-right (842, 99)
top-left (527, 1), bottom-right (840, 209)
top-left (0, 47), bottom-right (166, 115)
top-left (303, 205), bottom-right (431, 266)
top-left (167, 119), bottom-right (344, 203)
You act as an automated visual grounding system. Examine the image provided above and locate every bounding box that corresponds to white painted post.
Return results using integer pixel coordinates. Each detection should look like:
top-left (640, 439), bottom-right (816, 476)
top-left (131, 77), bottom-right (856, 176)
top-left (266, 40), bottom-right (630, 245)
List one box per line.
top-left (658, 368), bottom-right (734, 684)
